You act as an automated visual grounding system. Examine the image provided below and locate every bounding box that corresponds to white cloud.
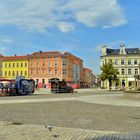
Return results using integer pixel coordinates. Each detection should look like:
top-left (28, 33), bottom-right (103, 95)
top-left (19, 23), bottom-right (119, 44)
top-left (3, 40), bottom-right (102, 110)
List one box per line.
top-left (0, 0), bottom-right (127, 32)
top-left (66, 0), bottom-right (127, 28)
top-left (57, 22), bottom-right (75, 32)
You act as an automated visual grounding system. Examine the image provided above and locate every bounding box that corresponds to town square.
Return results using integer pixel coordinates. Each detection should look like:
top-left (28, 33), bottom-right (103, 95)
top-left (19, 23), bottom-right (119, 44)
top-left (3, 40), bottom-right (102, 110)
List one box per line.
top-left (0, 0), bottom-right (140, 140)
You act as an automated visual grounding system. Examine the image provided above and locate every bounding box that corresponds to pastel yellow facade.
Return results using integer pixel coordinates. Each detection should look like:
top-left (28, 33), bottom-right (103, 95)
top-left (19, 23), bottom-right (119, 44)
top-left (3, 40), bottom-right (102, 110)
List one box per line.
top-left (101, 44), bottom-right (140, 90)
top-left (2, 57), bottom-right (29, 79)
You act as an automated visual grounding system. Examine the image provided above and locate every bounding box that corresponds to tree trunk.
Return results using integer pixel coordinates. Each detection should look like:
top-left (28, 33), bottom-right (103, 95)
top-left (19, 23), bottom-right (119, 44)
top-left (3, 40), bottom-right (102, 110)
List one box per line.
top-left (108, 79), bottom-right (112, 91)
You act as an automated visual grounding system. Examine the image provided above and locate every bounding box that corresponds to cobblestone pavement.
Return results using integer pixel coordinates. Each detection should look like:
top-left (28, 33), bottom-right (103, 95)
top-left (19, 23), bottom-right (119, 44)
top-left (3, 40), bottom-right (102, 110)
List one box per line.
top-left (0, 100), bottom-right (140, 133)
top-left (0, 121), bottom-right (140, 140)
top-left (0, 90), bottom-right (140, 139)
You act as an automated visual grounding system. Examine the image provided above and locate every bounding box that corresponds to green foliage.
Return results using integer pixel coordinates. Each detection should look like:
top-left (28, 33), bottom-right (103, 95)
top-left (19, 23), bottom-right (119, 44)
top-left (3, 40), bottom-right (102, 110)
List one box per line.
top-left (100, 61), bottom-right (119, 89)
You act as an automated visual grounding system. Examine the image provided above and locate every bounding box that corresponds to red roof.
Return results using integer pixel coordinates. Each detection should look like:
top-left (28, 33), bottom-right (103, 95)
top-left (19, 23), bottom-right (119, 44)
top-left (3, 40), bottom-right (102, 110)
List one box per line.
top-left (1, 55), bottom-right (29, 61)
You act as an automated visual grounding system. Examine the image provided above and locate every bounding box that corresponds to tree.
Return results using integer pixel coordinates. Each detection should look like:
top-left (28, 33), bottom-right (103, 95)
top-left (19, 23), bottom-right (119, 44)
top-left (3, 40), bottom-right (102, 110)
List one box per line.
top-left (100, 61), bottom-right (119, 90)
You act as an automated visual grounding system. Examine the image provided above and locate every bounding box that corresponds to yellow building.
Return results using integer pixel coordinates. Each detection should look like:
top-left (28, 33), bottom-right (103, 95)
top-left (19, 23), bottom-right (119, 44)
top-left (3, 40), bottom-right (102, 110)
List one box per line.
top-left (101, 44), bottom-right (140, 90)
top-left (1, 56), bottom-right (29, 79)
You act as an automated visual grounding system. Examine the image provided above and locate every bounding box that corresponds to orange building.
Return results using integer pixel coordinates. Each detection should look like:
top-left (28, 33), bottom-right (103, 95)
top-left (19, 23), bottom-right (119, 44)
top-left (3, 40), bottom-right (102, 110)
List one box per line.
top-left (28, 51), bottom-right (84, 87)
top-left (83, 68), bottom-right (93, 87)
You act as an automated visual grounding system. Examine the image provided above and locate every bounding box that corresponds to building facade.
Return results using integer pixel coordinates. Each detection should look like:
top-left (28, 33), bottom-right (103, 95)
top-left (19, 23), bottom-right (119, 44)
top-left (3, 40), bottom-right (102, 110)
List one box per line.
top-left (83, 68), bottom-right (93, 87)
top-left (0, 51), bottom-right (93, 88)
top-left (101, 44), bottom-right (140, 89)
top-left (28, 51), bottom-right (84, 86)
top-left (1, 56), bottom-right (29, 79)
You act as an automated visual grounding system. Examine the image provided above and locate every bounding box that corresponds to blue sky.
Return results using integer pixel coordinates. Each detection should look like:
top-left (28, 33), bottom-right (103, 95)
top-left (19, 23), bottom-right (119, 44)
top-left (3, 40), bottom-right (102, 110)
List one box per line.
top-left (0, 0), bottom-right (139, 74)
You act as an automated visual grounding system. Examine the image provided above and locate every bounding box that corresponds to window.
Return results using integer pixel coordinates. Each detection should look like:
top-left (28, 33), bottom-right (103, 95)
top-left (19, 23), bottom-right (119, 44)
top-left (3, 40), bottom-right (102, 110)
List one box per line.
top-left (31, 62), bottom-right (33, 67)
top-left (102, 60), bottom-right (105, 65)
top-left (13, 71), bottom-right (15, 76)
top-left (20, 71), bottom-right (23, 76)
top-left (54, 69), bottom-right (58, 75)
top-left (121, 69), bottom-right (125, 75)
top-left (36, 61), bottom-right (39, 67)
top-left (17, 63), bottom-right (19, 67)
top-left (121, 60), bottom-right (125, 65)
top-left (128, 60), bottom-right (131, 65)
top-left (76, 73), bottom-right (78, 78)
top-left (5, 63), bottom-right (7, 68)
top-left (25, 63), bottom-right (27, 67)
top-left (114, 60), bottom-right (118, 65)
top-left (42, 69), bottom-right (45, 74)
top-left (21, 63), bottom-right (23, 67)
top-left (9, 71), bottom-right (11, 76)
top-left (128, 69), bottom-right (131, 75)
top-left (54, 60), bottom-right (58, 67)
top-left (48, 54), bottom-right (52, 58)
top-left (134, 59), bottom-right (138, 65)
top-left (36, 70), bottom-right (39, 74)
top-left (30, 70), bottom-right (33, 75)
top-left (9, 63), bottom-right (11, 68)
top-left (62, 69), bottom-right (67, 75)
top-left (42, 61), bottom-right (45, 67)
top-left (25, 71), bottom-right (27, 76)
top-left (16, 71), bottom-right (18, 76)
top-left (135, 69), bottom-right (138, 75)
top-left (48, 69), bottom-right (51, 75)
top-left (13, 63), bottom-right (15, 67)
top-left (62, 60), bottom-right (67, 66)
top-left (5, 71), bottom-right (7, 76)
top-left (116, 69), bottom-right (119, 74)
top-left (48, 60), bottom-right (51, 67)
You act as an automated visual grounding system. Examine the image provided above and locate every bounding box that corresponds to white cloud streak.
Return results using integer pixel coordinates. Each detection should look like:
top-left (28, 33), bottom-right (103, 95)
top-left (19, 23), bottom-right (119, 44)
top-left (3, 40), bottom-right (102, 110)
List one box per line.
top-left (0, 0), bottom-right (127, 32)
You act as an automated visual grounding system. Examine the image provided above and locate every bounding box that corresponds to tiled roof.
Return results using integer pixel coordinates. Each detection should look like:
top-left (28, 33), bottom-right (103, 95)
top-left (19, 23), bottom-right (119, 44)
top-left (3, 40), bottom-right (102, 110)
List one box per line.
top-left (31, 51), bottom-right (83, 62)
top-left (0, 51), bottom-right (83, 62)
top-left (1, 55), bottom-right (29, 61)
top-left (32, 51), bottom-right (61, 56)
top-left (125, 48), bottom-right (140, 54)
top-left (106, 48), bottom-right (140, 55)
top-left (83, 67), bottom-right (92, 72)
